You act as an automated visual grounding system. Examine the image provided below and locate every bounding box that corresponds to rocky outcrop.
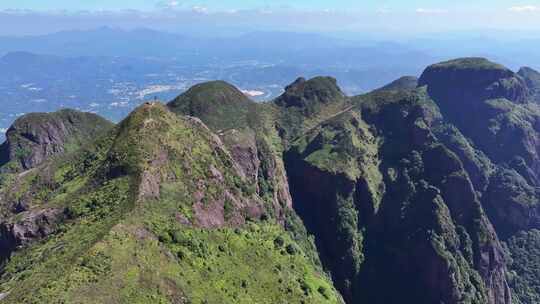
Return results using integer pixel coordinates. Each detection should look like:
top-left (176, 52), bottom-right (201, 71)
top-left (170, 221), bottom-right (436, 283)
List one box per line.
top-left (0, 208), bottom-right (63, 262)
top-left (0, 109), bottom-right (113, 170)
top-left (219, 129), bottom-right (260, 184)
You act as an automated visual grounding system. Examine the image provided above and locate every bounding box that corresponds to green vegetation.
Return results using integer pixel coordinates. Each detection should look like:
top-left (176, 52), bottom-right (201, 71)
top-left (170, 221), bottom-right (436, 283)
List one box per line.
top-left (375, 76), bottom-right (418, 92)
top-left (274, 77), bottom-right (351, 143)
top-left (291, 111), bottom-right (380, 182)
top-left (428, 57), bottom-right (508, 71)
top-left (506, 230), bottom-right (540, 304)
top-left (518, 66), bottom-right (540, 102)
top-left (167, 81), bottom-right (256, 132)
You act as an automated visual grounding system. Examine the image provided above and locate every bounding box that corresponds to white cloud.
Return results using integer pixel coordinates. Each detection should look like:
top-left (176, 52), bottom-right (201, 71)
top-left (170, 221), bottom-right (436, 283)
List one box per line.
top-left (109, 101), bottom-right (129, 107)
top-left (0, 128), bottom-right (7, 134)
top-left (416, 8), bottom-right (448, 14)
top-left (192, 6), bottom-right (209, 14)
top-left (156, 1), bottom-right (181, 9)
top-left (509, 5), bottom-right (539, 12)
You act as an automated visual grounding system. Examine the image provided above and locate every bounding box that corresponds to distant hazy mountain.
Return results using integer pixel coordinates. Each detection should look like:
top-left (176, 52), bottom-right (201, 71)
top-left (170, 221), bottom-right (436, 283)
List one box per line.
top-left (0, 27), bottom-right (436, 70)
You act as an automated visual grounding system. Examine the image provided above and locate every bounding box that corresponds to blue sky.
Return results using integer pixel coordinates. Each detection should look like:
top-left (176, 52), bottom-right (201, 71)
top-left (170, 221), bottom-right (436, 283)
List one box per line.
top-left (0, 0), bottom-right (534, 12)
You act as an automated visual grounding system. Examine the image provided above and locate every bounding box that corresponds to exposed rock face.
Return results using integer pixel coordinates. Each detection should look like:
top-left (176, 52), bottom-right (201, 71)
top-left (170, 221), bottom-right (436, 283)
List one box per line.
top-left (219, 129), bottom-right (260, 184)
top-left (111, 103), bottom-right (269, 228)
top-left (0, 208), bottom-right (63, 262)
top-left (167, 82), bottom-right (294, 221)
top-left (0, 109), bottom-right (113, 170)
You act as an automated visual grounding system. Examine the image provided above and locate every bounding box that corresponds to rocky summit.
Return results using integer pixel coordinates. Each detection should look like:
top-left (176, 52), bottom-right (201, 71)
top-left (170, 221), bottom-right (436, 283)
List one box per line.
top-left (0, 57), bottom-right (539, 304)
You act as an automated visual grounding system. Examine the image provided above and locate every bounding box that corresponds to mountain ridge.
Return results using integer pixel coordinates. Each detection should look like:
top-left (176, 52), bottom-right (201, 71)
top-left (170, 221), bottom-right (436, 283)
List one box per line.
top-left (0, 56), bottom-right (539, 304)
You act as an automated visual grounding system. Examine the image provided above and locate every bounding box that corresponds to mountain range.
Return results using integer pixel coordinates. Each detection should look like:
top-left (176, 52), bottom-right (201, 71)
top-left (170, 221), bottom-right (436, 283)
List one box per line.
top-left (0, 28), bottom-right (444, 142)
top-left (0, 27), bottom-right (438, 72)
top-left (0, 57), bottom-right (539, 304)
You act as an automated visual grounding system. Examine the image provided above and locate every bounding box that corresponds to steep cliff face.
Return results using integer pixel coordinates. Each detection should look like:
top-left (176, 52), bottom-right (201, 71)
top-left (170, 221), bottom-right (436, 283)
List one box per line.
top-left (282, 84), bottom-right (511, 303)
top-left (0, 109), bottom-right (113, 171)
top-left (419, 58), bottom-right (540, 304)
top-left (419, 58), bottom-right (539, 179)
top-left (284, 110), bottom-right (382, 302)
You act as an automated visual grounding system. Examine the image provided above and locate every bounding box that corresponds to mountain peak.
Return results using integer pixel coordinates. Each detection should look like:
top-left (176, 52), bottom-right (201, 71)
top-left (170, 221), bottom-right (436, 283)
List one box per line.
top-left (275, 76), bottom-right (345, 108)
top-left (518, 66), bottom-right (540, 103)
top-left (375, 75), bottom-right (419, 92)
top-left (427, 57), bottom-right (509, 72)
top-left (419, 57), bottom-right (529, 104)
top-left (167, 81), bottom-right (254, 131)
top-left (0, 109), bottom-right (113, 170)
top-left (518, 66), bottom-right (540, 75)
